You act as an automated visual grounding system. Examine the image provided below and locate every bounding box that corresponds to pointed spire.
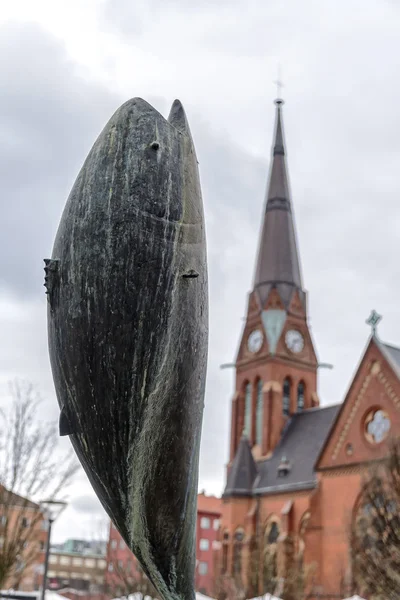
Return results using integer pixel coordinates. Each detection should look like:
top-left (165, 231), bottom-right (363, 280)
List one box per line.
top-left (223, 437), bottom-right (258, 497)
top-left (273, 99), bottom-right (285, 156)
top-left (253, 99), bottom-right (303, 306)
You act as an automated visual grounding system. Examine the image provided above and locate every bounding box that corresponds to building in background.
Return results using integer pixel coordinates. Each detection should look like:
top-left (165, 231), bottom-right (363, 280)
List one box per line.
top-left (219, 96), bottom-right (400, 600)
top-left (195, 492), bottom-right (223, 596)
top-left (0, 489), bottom-right (48, 592)
top-left (35, 540), bottom-right (106, 596)
top-left (106, 493), bottom-right (223, 597)
top-left (52, 540), bottom-right (107, 557)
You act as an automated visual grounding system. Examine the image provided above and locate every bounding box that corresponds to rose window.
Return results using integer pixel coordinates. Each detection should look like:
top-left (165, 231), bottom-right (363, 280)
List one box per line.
top-left (365, 409), bottom-right (391, 444)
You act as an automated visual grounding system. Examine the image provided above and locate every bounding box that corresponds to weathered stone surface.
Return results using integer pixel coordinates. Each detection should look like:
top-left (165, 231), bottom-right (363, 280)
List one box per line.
top-left (46, 98), bottom-right (208, 600)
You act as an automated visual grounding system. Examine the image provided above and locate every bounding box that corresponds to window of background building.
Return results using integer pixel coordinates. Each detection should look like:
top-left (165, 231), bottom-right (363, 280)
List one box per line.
top-left (200, 517), bottom-right (210, 529)
top-left (118, 560), bottom-right (123, 568)
top-left (21, 517), bottom-right (29, 528)
top-left (71, 572), bottom-right (80, 579)
top-left (297, 382), bottom-right (305, 411)
top-left (108, 563), bottom-right (114, 572)
top-left (199, 539), bottom-right (209, 551)
top-left (283, 379), bottom-right (291, 416)
top-left (98, 559), bottom-right (106, 569)
top-left (119, 540), bottom-right (125, 549)
top-left (85, 558), bottom-right (95, 567)
top-left (72, 557), bottom-right (83, 566)
top-left (198, 562), bottom-right (208, 575)
top-left (49, 555), bottom-right (58, 564)
top-left (213, 519), bottom-right (220, 530)
top-left (59, 572), bottom-right (69, 578)
top-left (60, 556), bottom-right (71, 566)
top-left (47, 571), bottom-right (56, 578)
top-left (244, 382), bottom-right (252, 437)
top-left (111, 539), bottom-right (117, 549)
top-left (0, 516), bottom-right (7, 526)
top-left (39, 541), bottom-right (45, 551)
top-left (256, 379), bottom-right (263, 444)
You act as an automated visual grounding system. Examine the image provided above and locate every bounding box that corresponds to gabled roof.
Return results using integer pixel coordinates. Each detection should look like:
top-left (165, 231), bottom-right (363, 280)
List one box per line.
top-left (315, 334), bottom-right (400, 469)
top-left (224, 406), bottom-right (340, 498)
top-left (223, 435), bottom-right (258, 497)
top-left (253, 99), bottom-right (304, 307)
top-left (375, 337), bottom-right (400, 379)
top-left (254, 405), bottom-right (340, 494)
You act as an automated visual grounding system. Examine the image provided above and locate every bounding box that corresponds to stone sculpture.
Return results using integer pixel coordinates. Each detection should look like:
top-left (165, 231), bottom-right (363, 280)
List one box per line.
top-left (45, 98), bottom-right (208, 600)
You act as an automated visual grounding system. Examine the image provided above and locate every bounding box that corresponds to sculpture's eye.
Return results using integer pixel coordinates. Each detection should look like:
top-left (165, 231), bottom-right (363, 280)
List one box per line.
top-left (150, 141), bottom-right (160, 150)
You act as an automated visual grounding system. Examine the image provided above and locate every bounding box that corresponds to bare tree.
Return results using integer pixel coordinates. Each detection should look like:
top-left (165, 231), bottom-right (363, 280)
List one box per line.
top-left (351, 437), bottom-right (400, 600)
top-left (0, 379), bottom-right (79, 589)
top-left (106, 554), bottom-right (157, 600)
top-left (246, 531), bottom-right (315, 600)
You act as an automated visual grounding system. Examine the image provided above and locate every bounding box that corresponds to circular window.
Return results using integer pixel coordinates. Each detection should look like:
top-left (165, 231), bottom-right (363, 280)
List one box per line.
top-left (364, 409), bottom-right (391, 444)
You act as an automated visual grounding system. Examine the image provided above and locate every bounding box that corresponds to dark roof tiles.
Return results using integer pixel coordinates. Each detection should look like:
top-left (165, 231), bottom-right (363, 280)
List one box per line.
top-left (255, 405), bottom-right (340, 494)
top-left (224, 435), bottom-right (258, 497)
top-left (224, 405), bottom-right (340, 497)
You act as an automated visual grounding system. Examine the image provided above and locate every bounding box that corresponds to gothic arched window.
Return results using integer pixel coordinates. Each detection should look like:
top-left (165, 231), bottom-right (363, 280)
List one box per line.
top-left (256, 379), bottom-right (263, 445)
top-left (283, 378), bottom-right (291, 416)
top-left (222, 531), bottom-right (229, 574)
top-left (264, 519), bottom-right (280, 594)
top-left (232, 529), bottom-right (244, 579)
top-left (244, 383), bottom-right (252, 439)
top-left (297, 381), bottom-right (305, 412)
top-left (267, 521), bottom-right (280, 544)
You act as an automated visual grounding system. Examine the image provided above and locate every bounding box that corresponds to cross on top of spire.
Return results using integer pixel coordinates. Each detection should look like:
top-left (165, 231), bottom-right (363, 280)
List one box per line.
top-left (366, 310), bottom-right (382, 336)
top-left (274, 65), bottom-right (284, 104)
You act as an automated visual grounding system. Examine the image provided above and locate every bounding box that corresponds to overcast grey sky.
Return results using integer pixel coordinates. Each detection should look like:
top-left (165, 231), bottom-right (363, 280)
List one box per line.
top-left (1, 0), bottom-right (400, 541)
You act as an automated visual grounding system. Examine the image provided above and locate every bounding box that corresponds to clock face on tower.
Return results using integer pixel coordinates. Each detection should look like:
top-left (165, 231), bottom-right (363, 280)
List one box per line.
top-left (285, 329), bottom-right (304, 354)
top-left (247, 329), bottom-right (263, 354)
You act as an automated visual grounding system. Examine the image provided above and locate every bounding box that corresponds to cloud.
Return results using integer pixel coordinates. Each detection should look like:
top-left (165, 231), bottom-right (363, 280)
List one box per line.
top-left (0, 21), bottom-right (121, 297)
top-left (71, 494), bottom-right (105, 515)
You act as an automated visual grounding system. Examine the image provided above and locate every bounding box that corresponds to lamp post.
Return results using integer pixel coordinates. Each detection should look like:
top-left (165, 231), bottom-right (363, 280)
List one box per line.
top-left (39, 500), bottom-right (67, 600)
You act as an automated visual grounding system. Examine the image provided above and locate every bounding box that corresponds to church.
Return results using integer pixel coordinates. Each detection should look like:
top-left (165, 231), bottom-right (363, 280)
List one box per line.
top-left (219, 98), bottom-right (400, 599)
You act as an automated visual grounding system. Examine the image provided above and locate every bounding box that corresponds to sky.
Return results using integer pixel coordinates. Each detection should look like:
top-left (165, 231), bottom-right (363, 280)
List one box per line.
top-left (1, 0), bottom-right (400, 542)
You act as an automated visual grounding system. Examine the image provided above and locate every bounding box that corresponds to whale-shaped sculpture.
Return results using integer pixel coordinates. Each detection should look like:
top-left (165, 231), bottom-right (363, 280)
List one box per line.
top-left (45, 98), bottom-right (208, 600)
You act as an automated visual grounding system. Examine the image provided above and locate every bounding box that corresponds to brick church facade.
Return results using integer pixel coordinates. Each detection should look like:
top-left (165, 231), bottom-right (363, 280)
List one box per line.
top-left (219, 98), bottom-right (400, 599)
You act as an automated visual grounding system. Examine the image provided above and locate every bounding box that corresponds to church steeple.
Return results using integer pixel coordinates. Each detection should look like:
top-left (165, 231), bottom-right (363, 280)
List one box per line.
top-left (254, 99), bottom-right (303, 307)
top-left (228, 97), bottom-right (319, 463)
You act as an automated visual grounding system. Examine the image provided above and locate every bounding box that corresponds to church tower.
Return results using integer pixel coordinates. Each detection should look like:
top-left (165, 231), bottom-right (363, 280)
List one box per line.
top-left (229, 99), bottom-right (319, 463)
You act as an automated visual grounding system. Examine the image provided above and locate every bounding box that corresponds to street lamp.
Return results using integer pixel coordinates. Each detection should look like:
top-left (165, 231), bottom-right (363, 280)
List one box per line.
top-left (39, 499), bottom-right (67, 600)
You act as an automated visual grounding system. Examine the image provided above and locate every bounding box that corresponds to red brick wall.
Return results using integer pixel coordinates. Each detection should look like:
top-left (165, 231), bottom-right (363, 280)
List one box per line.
top-left (223, 337), bottom-right (400, 598)
top-left (230, 286), bottom-right (318, 462)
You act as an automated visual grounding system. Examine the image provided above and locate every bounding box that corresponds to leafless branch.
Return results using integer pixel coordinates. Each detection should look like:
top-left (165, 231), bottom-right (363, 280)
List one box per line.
top-left (0, 379), bottom-right (79, 589)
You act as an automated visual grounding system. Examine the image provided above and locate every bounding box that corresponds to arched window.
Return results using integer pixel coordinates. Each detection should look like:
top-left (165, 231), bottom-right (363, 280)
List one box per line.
top-left (297, 381), bottom-right (305, 412)
top-left (244, 383), bottom-right (252, 438)
top-left (267, 521), bottom-right (280, 544)
top-left (263, 519), bottom-right (280, 594)
top-left (222, 531), bottom-right (229, 574)
top-left (256, 379), bottom-right (263, 445)
top-left (298, 511), bottom-right (310, 570)
top-left (232, 529), bottom-right (244, 579)
top-left (283, 378), bottom-right (291, 416)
